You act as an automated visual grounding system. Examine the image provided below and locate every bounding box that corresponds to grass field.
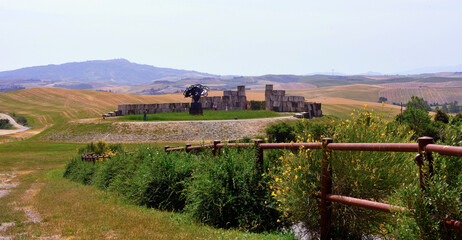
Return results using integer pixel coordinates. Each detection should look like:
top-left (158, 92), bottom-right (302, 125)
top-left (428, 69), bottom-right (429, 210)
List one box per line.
top-left (119, 110), bottom-right (283, 121)
top-left (0, 141), bottom-right (291, 239)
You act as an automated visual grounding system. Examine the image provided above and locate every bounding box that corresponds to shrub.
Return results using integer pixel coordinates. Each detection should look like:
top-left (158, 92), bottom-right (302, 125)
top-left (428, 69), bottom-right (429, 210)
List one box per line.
top-left (77, 140), bottom-right (123, 155)
top-left (185, 147), bottom-right (282, 232)
top-left (266, 122), bottom-right (295, 143)
top-left (271, 109), bottom-right (416, 238)
top-left (0, 119), bottom-right (12, 129)
top-left (248, 100), bottom-right (266, 110)
top-left (434, 109), bottom-right (449, 124)
top-left (294, 117), bottom-right (335, 142)
top-left (125, 149), bottom-right (194, 211)
top-left (8, 112), bottom-right (29, 126)
top-left (63, 157), bottom-right (97, 185)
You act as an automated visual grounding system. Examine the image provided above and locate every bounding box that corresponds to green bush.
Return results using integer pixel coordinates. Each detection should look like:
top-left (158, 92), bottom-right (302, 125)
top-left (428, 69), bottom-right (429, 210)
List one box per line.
top-left (248, 100), bottom-right (266, 110)
top-left (64, 145), bottom-right (283, 232)
top-left (0, 119), bottom-right (12, 129)
top-left (265, 122), bottom-right (295, 143)
top-left (77, 140), bottom-right (123, 155)
top-left (294, 117), bottom-right (335, 141)
top-left (185, 147), bottom-right (282, 232)
top-left (125, 149), bottom-right (194, 211)
top-left (8, 112), bottom-right (29, 126)
top-left (63, 157), bottom-right (97, 185)
top-left (434, 109), bottom-right (449, 124)
top-left (271, 109), bottom-right (416, 238)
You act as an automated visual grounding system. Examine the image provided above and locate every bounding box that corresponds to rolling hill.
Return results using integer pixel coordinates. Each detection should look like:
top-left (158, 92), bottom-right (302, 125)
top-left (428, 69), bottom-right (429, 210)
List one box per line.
top-left (0, 59), bottom-right (215, 89)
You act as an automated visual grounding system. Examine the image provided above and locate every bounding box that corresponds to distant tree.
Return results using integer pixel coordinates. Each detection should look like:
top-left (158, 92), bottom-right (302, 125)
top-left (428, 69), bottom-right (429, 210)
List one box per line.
top-left (378, 97), bottom-right (388, 103)
top-left (448, 101), bottom-right (459, 113)
top-left (406, 96), bottom-right (430, 112)
top-left (434, 109), bottom-right (449, 124)
top-left (0, 119), bottom-right (12, 129)
top-left (441, 104), bottom-right (449, 113)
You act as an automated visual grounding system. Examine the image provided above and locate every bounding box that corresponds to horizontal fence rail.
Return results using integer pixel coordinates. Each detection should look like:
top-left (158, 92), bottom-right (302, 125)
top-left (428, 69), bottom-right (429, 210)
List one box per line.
top-left (81, 153), bottom-right (111, 163)
top-left (164, 137), bottom-right (462, 237)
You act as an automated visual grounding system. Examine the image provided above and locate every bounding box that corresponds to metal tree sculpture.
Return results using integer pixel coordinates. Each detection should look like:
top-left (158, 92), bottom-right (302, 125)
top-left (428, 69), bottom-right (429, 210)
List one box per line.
top-left (183, 84), bottom-right (209, 103)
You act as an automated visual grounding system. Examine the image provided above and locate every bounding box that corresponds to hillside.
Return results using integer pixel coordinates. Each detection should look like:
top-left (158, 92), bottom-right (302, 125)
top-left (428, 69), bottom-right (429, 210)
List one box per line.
top-left (0, 59), bottom-right (214, 89)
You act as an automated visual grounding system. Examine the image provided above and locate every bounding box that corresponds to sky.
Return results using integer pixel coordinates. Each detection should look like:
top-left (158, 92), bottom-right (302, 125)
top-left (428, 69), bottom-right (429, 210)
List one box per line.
top-left (1, 0), bottom-right (462, 75)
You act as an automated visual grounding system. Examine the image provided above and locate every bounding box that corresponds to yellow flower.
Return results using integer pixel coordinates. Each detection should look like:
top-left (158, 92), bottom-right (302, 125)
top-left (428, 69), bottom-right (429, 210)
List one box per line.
top-left (363, 104), bottom-right (367, 109)
top-left (277, 219), bottom-right (280, 223)
top-left (295, 175), bottom-right (298, 180)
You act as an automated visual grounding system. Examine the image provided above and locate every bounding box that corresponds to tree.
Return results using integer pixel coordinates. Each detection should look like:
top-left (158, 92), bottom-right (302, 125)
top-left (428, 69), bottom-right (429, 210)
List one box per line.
top-left (400, 97), bottom-right (438, 139)
top-left (434, 109), bottom-right (449, 124)
top-left (448, 101), bottom-right (459, 113)
top-left (378, 97), bottom-right (388, 103)
top-left (441, 104), bottom-right (449, 113)
top-left (406, 96), bottom-right (430, 112)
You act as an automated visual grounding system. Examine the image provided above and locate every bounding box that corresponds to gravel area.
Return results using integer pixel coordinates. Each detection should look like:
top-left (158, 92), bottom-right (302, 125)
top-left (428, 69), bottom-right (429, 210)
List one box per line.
top-left (45, 116), bottom-right (294, 143)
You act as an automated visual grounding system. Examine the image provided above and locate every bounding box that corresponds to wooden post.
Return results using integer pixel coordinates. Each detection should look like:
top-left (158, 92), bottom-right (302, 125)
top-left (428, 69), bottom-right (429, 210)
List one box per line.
top-left (164, 146), bottom-right (170, 153)
top-left (212, 140), bottom-right (221, 156)
top-left (321, 138), bottom-right (333, 240)
top-left (254, 139), bottom-right (264, 173)
top-left (185, 144), bottom-right (191, 153)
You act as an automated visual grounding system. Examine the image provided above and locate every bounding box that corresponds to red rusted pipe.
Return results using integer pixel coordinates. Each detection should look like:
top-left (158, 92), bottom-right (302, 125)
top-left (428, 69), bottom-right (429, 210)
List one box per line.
top-left (326, 194), bottom-right (406, 213)
top-left (166, 147), bottom-right (184, 152)
top-left (425, 144), bottom-right (462, 157)
top-left (260, 142), bottom-right (322, 150)
top-left (327, 143), bottom-right (418, 152)
top-left (444, 218), bottom-right (462, 232)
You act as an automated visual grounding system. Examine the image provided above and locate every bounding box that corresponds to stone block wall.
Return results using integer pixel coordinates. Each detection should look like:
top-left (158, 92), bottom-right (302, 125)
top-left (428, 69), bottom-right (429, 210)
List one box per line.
top-left (265, 84), bottom-right (322, 118)
top-left (118, 86), bottom-right (247, 115)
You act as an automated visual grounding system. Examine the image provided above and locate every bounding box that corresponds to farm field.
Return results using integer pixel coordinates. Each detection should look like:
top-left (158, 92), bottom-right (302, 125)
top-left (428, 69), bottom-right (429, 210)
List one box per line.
top-left (379, 87), bottom-right (462, 105)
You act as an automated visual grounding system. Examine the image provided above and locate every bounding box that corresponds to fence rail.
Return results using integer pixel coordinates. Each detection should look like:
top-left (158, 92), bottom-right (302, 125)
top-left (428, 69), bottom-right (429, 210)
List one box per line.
top-left (81, 153), bottom-right (111, 163)
top-left (165, 137), bottom-right (462, 238)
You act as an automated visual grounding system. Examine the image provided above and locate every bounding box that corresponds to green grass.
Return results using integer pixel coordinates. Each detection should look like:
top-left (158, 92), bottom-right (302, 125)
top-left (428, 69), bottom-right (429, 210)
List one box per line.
top-left (119, 110), bottom-right (283, 121)
top-left (0, 141), bottom-right (293, 239)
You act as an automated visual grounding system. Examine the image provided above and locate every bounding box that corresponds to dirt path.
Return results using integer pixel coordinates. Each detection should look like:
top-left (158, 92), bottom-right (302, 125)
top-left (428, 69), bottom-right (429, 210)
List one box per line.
top-left (0, 171), bottom-right (54, 240)
top-left (0, 113), bottom-right (29, 136)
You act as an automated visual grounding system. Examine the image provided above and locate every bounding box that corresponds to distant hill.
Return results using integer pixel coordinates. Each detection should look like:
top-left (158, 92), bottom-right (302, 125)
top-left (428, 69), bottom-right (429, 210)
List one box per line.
top-left (0, 59), bottom-right (215, 87)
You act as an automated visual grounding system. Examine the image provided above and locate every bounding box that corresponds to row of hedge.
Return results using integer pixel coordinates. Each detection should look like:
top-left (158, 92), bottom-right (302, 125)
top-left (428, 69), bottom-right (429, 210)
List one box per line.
top-left (64, 146), bottom-right (287, 233)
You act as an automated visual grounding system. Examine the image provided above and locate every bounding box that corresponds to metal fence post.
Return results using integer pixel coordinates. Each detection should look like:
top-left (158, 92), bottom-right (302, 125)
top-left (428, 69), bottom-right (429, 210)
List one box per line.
top-left (418, 137), bottom-right (434, 179)
top-left (321, 138), bottom-right (333, 240)
top-left (212, 140), bottom-right (221, 156)
top-left (254, 139), bottom-right (264, 173)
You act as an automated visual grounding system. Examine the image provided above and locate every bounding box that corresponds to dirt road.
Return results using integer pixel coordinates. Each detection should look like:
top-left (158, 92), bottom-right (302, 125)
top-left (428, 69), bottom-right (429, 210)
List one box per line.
top-left (0, 113), bottom-right (30, 136)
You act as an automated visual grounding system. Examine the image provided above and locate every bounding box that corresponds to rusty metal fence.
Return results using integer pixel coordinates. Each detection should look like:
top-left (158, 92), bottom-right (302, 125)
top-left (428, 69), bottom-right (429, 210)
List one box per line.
top-left (165, 137), bottom-right (462, 239)
top-left (81, 153), bottom-right (111, 163)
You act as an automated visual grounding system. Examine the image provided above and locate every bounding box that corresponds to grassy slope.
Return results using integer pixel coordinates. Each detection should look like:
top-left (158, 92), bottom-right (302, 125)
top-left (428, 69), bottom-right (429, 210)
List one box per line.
top-left (0, 88), bottom-right (190, 141)
top-left (0, 142), bottom-right (289, 239)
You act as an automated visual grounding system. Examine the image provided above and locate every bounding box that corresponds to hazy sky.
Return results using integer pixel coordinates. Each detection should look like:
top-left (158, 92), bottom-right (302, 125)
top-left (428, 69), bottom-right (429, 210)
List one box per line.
top-left (1, 0), bottom-right (461, 75)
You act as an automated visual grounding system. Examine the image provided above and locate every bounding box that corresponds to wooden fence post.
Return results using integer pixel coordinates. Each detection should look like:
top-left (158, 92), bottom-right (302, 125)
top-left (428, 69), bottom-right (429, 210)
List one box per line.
top-left (212, 140), bottom-right (221, 156)
top-left (185, 144), bottom-right (191, 153)
top-left (254, 139), bottom-right (264, 173)
top-left (321, 138), bottom-right (333, 240)
top-left (164, 146), bottom-right (170, 154)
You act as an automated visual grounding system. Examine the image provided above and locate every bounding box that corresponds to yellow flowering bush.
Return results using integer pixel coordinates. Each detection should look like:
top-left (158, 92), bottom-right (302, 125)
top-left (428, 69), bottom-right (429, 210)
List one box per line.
top-left (270, 109), bottom-right (417, 238)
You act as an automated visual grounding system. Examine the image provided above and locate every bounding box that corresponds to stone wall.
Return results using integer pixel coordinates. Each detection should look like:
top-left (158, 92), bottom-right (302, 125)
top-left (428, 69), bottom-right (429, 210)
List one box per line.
top-left (200, 85), bottom-right (246, 111)
top-left (118, 86), bottom-right (247, 115)
top-left (265, 84), bottom-right (322, 118)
